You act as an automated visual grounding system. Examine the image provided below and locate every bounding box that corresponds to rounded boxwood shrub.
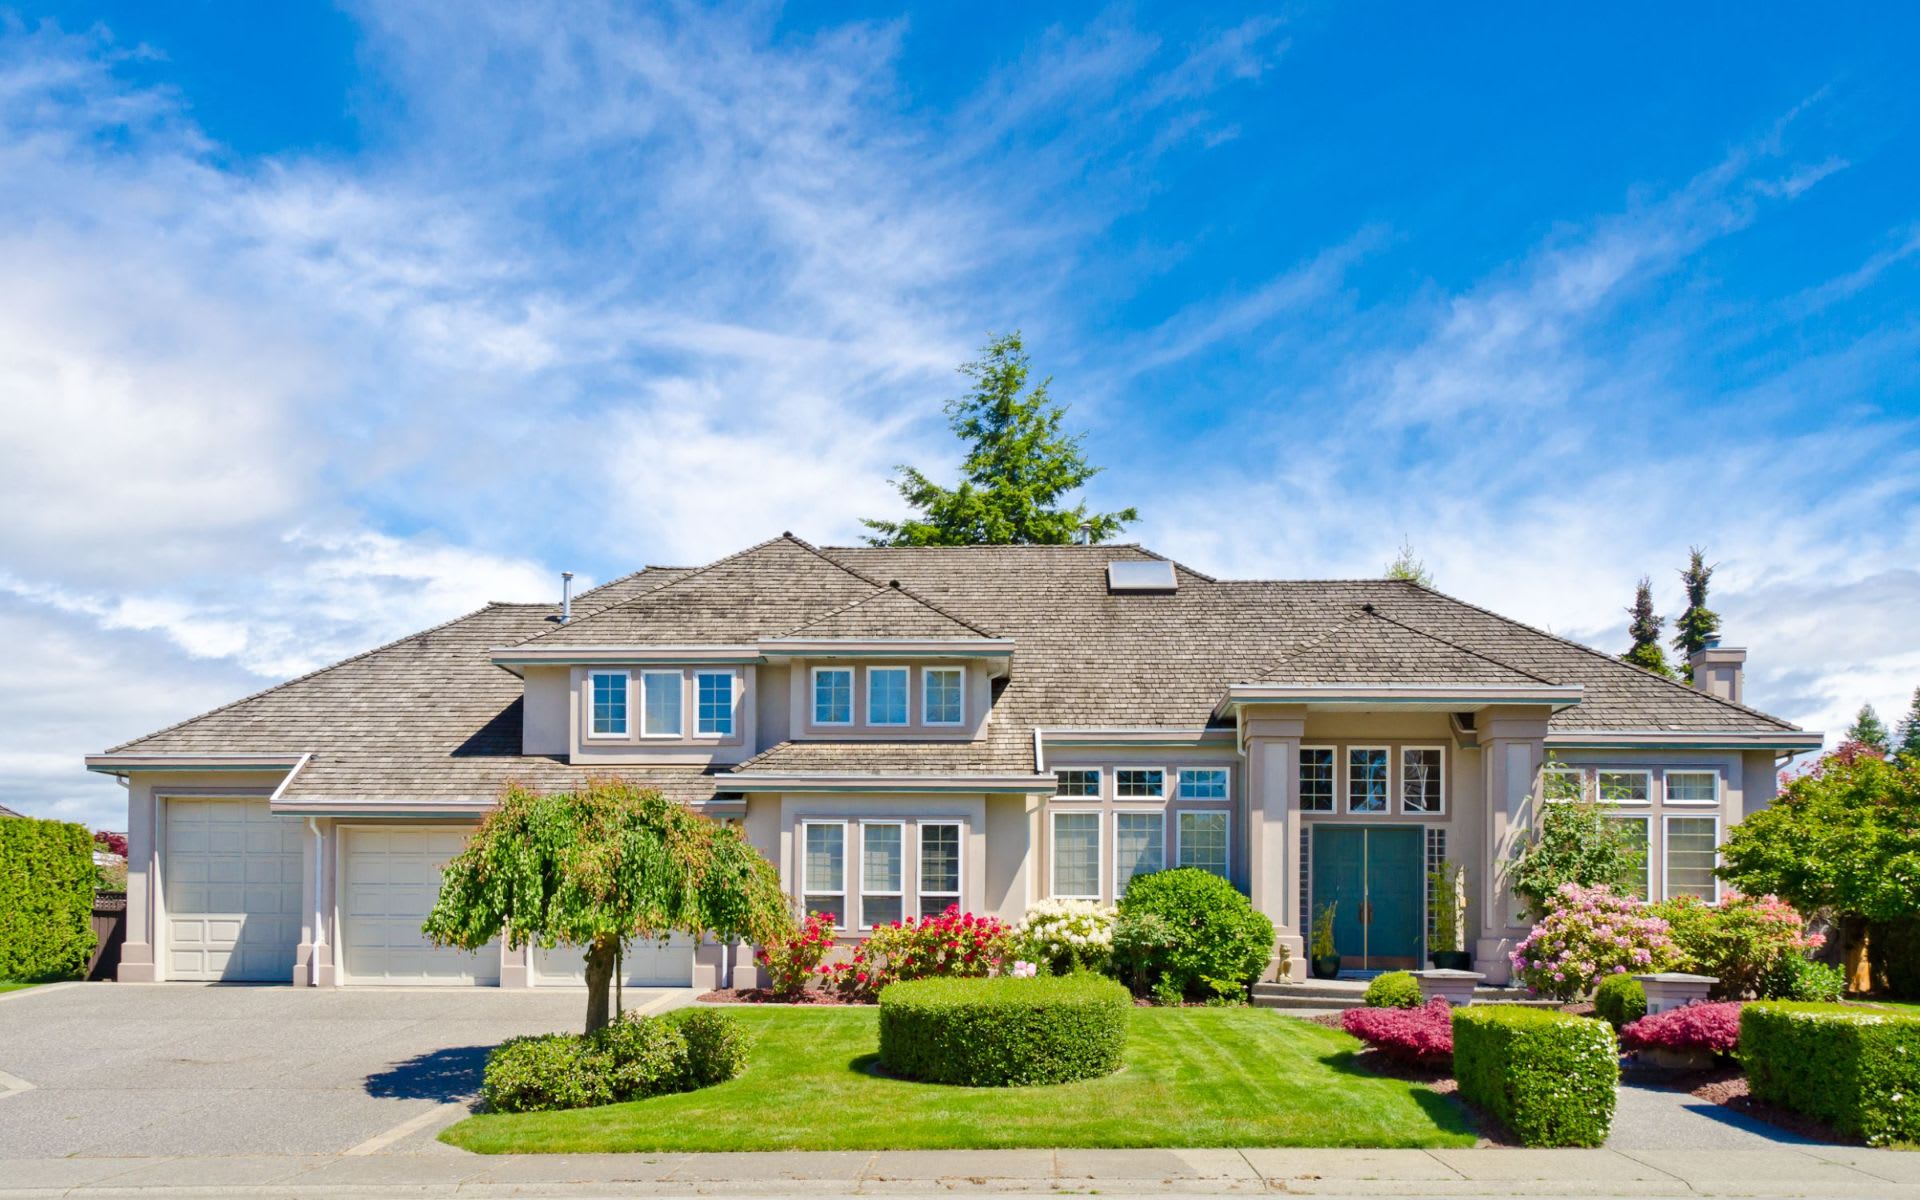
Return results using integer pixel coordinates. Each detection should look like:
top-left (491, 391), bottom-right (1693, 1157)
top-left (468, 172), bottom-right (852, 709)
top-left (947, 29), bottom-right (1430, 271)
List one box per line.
top-left (667, 1008), bottom-right (749, 1086)
top-left (1363, 971), bottom-right (1424, 1009)
top-left (877, 974), bottom-right (1130, 1086)
top-left (1594, 974), bottom-right (1647, 1029)
top-left (1117, 868), bottom-right (1274, 999)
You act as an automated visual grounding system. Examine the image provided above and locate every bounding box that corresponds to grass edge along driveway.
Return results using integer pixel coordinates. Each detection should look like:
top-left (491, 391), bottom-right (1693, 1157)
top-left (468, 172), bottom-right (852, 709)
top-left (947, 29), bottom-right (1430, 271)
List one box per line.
top-left (442, 1005), bottom-right (1476, 1154)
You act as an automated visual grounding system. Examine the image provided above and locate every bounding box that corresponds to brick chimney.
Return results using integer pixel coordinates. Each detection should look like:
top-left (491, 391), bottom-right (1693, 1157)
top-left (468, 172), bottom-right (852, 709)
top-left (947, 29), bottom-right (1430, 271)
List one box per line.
top-left (1689, 637), bottom-right (1746, 704)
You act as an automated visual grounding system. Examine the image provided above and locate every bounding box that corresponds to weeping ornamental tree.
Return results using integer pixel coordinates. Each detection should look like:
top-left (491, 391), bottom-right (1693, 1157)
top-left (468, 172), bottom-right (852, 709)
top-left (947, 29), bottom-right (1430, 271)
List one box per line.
top-left (424, 781), bottom-right (792, 1033)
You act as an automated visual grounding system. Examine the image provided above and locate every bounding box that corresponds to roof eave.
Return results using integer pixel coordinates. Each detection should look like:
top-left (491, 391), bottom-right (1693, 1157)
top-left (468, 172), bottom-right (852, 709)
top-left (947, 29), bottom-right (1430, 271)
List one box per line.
top-left (724, 772), bottom-right (1055, 795)
top-left (1215, 682), bottom-right (1585, 719)
top-left (1545, 729), bottom-right (1823, 752)
top-left (85, 752), bottom-right (309, 777)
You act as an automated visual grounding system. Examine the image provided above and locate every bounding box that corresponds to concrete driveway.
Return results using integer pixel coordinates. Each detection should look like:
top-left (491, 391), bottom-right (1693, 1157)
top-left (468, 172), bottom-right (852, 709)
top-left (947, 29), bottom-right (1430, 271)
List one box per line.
top-left (0, 981), bottom-right (684, 1158)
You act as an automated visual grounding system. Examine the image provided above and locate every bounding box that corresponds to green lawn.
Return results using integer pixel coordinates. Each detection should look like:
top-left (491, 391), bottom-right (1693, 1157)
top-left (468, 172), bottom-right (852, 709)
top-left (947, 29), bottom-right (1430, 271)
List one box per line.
top-left (442, 1005), bottom-right (1476, 1154)
top-left (0, 982), bottom-right (36, 995)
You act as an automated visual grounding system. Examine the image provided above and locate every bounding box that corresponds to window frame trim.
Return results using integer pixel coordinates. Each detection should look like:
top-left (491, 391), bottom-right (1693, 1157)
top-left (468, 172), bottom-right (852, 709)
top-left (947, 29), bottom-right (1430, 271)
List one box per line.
top-left (922, 666), bottom-right (967, 727)
top-left (1173, 808), bottom-right (1232, 879)
top-left (692, 669), bottom-right (737, 739)
top-left (865, 664), bottom-right (911, 727)
top-left (809, 665), bottom-right (855, 727)
top-left (1177, 765), bottom-right (1233, 801)
top-left (857, 819), bottom-right (906, 931)
top-left (1662, 812), bottom-right (1721, 903)
top-left (1597, 768), bottom-right (1655, 807)
top-left (914, 819), bottom-right (964, 919)
top-left (1298, 744), bottom-right (1337, 813)
top-left (1541, 765), bottom-right (1588, 803)
top-left (1399, 745), bottom-right (1448, 815)
top-left (1662, 769), bottom-right (1721, 807)
top-left (1345, 745), bottom-right (1392, 815)
top-left (1110, 808), bottom-right (1167, 900)
top-left (585, 669), bottom-right (631, 740)
top-left (799, 819), bottom-right (848, 930)
top-left (1048, 808), bottom-right (1105, 901)
top-left (1113, 765), bottom-right (1169, 801)
top-left (637, 669), bottom-right (685, 739)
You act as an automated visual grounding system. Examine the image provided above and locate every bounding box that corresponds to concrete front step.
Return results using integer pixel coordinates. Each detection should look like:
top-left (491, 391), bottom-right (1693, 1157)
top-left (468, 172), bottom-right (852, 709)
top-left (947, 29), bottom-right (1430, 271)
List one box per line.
top-left (1252, 980), bottom-right (1542, 1011)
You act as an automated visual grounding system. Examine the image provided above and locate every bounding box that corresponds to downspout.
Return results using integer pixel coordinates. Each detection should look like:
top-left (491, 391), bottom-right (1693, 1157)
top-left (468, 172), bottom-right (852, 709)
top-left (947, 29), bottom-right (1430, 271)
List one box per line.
top-left (307, 818), bottom-right (325, 987)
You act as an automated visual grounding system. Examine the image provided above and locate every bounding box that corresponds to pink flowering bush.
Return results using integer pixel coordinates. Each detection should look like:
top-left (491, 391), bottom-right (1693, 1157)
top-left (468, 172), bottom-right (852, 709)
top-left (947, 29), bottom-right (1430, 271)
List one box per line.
top-left (1340, 997), bottom-right (1454, 1065)
top-left (1619, 1001), bottom-right (1744, 1056)
top-left (1511, 883), bottom-right (1679, 1000)
top-left (1650, 892), bottom-right (1823, 1000)
top-left (754, 910), bottom-right (837, 997)
top-left (826, 906), bottom-right (1011, 1002)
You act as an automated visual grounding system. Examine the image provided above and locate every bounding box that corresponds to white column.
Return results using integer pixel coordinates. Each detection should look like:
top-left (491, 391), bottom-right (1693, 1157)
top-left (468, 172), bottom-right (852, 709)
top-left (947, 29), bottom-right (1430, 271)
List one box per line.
top-left (1245, 709), bottom-right (1307, 981)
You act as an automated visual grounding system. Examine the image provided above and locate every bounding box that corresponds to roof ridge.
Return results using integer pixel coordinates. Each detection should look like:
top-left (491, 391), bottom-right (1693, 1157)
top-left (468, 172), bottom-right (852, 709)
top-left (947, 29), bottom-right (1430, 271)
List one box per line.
top-left (1255, 608), bottom-right (1367, 679)
top-left (107, 602), bottom-right (541, 753)
top-left (774, 582), bottom-right (998, 639)
top-left (756, 534), bottom-right (1001, 636)
top-left (1359, 605), bottom-right (1566, 687)
top-left (829, 541), bottom-right (1223, 584)
top-left (569, 565), bottom-right (694, 606)
top-left (511, 534), bottom-right (802, 645)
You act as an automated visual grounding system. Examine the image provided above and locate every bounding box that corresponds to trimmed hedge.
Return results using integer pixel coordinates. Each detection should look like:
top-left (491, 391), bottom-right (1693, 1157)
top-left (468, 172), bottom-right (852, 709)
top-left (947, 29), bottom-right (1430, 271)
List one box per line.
top-left (1740, 1002), bottom-right (1920, 1146)
top-left (481, 1009), bottom-right (749, 1113)
top-left (1593, 975), bottom-right (1647, 1029)
top-left (1117, 868), bottom-right (1274, 999)
top-left (878, 974), bottom-right (1129, 1086)
top-left (1452, 1006), bottom-right (1618, 1147)
top-left (1363, 971), bottom-right (1424, 1010)
top-left (0, 816), bottom-right (97, 981)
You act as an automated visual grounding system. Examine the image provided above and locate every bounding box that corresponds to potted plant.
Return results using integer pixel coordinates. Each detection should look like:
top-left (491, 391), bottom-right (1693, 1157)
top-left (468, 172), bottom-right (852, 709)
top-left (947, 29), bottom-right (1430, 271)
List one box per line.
top-left (1309, 901), bottom-right (1341, 979)
top-left (1428, 860), bottom-right (1472, 970)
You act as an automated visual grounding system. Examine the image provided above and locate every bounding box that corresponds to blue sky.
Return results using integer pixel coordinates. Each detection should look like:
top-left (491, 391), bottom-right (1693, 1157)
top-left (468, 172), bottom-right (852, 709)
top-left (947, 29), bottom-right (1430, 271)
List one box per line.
top-left (2, 3), bottom-right (1917, 831)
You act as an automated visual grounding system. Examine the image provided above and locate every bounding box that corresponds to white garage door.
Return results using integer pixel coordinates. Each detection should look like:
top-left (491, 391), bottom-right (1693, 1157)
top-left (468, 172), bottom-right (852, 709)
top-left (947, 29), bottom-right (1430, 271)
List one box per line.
top-left (164, 798), bottom-right (302, 982)
top-left (341, 827), bottom-right (499, 985)
top-left (533, 937), bottom-right (695, 987)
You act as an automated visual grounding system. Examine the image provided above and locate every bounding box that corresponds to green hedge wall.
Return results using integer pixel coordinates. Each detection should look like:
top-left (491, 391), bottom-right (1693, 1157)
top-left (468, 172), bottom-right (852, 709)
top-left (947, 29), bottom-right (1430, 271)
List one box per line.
top-left (1740, 1002), bottom-right (1920, 1146)
top-left (878, 974), bottom-right (1130, 1086)
top-left (0, 816), bottom-right (97, 981)
top-left (1452, 1006), bottom-right (1618, 1147)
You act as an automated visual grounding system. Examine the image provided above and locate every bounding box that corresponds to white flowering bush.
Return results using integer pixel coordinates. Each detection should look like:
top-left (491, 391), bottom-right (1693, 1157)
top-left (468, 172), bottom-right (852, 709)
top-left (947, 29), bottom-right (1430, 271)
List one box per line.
top-left (1012, 900), bottom-right (1116, 975)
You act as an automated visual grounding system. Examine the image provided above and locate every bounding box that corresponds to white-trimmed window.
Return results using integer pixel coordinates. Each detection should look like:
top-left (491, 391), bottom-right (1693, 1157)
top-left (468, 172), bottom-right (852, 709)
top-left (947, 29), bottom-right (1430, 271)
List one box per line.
top-left (923, 667), bottom-right (965, 726)
top-left (1401, 747), bottom-right (1445, 814)
top-left (1050, 811), bottom-right (1102, 899)
top-left (1609, 815), bottom-right (1652, 901)
top-left (1179, 767), bottom-right (1229, 799)
top-left (860, 822), bottom-right (904, 928)
top-left (1176, 810), bottom-right (1230, 878)
top-left (1113, 811), bottom-right (1164, 898)
top-left (801, 821), bottom-right (846, 927)
top-left (1665, 815), bottom-right (1720, 901)
top-left (588, 671), bottom-right (629, 737)
top-left (1115, 768), bottom-right (1166, 799)
top-left (812, 667), bottom-right (852, 725)
top-left (917, 822), bottom-right (962, 918)
top-left (640, 670), bottom-right (683, 737)
top-left (1598, 769), bottom-right (1652, 806)
top-left (867, 666), bottom-right (909, 726)
top-left (695, 671), bottom-right (735, 737)
top-left (1542, 766), bottom-right (1587, 803)
top-left (1054, 768), bottom-right (1101, 797)
top-left (1665, 771), bottom-right (1719, 806)
top-left (1299, 747), bottom-right (1335, 812)
top-left (1347, 748), bottom-right (1389, 813)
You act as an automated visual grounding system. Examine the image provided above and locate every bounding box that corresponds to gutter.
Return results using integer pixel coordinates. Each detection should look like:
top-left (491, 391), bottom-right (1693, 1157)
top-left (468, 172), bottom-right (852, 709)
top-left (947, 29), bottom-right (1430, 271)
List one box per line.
top-left (1544, 730), bottom-right (1824, 752)
top-left (723, 772), bottom-right (1056, 795)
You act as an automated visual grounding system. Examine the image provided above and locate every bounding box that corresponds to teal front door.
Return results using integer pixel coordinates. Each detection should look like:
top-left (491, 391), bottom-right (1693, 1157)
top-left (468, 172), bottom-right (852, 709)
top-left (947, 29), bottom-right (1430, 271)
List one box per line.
top-left (1310, 826), bottom-right (1425, 970)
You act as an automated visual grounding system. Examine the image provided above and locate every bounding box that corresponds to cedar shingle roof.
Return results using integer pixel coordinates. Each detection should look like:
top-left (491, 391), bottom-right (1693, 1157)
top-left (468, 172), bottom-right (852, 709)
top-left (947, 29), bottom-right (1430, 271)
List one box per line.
top-left (776, 583), bottom-right (997, 640)
top-left (1257, 605), bottom-right (1557, 686)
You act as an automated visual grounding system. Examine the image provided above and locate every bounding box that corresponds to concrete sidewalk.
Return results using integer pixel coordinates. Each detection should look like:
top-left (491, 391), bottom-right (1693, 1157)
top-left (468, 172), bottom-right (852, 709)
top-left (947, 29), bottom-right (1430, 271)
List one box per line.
top-left (3, 1146), bottom-right (1918, 1198)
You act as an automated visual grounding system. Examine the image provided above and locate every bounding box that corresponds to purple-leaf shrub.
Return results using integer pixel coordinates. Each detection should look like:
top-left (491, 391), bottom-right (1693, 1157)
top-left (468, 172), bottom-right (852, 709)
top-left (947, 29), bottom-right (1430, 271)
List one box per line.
top-left (1510, 883), bottom-right (1679, 1000)
top-left (1341, 997), bottom-right (1454, 1065)
top-left (1619, 1002), bottom-right (1744, 1056)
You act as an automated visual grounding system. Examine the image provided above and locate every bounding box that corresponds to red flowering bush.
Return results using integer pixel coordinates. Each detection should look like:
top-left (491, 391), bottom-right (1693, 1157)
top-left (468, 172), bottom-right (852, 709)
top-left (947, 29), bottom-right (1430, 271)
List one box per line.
top-left (827, 906), bottom-right (1011, 1002)
top-left (1619, 1001), bottom-right (1744, 1056)
top-left (93, 830), bottom-right (128, 858)
top-left (754, 910), bottom-right (836, 997)
top-left (1340, 997), bottom-right (1454, 1065)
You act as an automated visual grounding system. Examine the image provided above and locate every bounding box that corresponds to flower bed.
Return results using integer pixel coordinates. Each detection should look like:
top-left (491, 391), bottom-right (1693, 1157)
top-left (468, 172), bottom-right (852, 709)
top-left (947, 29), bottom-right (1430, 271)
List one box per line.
top-left (828, 906), bottom-right (1011, 1001)
top-left (1341, 997), bottom-right (1452, 1065)
top-left (877, 974), bottom-right (1130, 1086)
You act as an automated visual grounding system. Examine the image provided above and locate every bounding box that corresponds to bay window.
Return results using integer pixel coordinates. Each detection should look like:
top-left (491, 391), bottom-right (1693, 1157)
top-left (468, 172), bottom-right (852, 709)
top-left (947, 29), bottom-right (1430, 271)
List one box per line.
top-left (1050, 811), bottom-right (1102, 899)
top-left (1665, 815), bottom-right (1719, 901)
top-left (1113, 811), bottom-right (1163, 897)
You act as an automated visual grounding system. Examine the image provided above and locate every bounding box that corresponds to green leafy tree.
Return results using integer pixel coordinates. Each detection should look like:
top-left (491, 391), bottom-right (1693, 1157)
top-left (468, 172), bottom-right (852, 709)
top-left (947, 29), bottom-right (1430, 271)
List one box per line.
top-left (863, 333), bottom-right (1138, 546)
top-left (1895, 687), bottom-right (1920, 763)
top-left (1620, 576), bottom-right (1675, 679)
top-left (1670, 546), bottom-right (1721, 681)
top-left (1508, 771), bottom-right (1645, 916)
top-left (1847, 704), bottom-right (1892, 754)
top-left (424, 781), bottom-right (792, 1033)
top-left (1386, 537), bottom-right (1434, 587)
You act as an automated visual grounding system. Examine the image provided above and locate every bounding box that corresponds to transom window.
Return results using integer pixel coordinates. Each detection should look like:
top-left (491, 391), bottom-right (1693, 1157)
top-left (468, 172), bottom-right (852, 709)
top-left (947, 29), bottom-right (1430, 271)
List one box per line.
top-left (1598, 770), bottom-right (1652, 806)
top-left (1665, 771), bottom-right (1718, 805)
top-left (812, 668), bottom-right (852, 725)
top-left (801, 822), bottom-right (845, 927)
top-left (1178, 768), bottom-right (1229, 799)
top-left (1115, 768), bottom-right (1166, 799)
top-left (589, 671), bottom-right (628, 737)
top-left (640, 671), bottom-right (682, 737)
top-left (1401, 748), bottom-right (1444, 813)
top-left (860, 822), bottom-right (904, 928)
top-left (1299, 747), bottom-right (1335, 812)
top-left (1113, 811), bottom-right (1163, 898)
top-left (1665, 816), bottom-right (1719, 901)
top-left (867, 667), bottom-right (909, 726)
top-left (1542, 766), bottom-right (1587, 803)
top-left (1054, 769), bottom-right (1101, 797)
top-left (1177, 811), bottom-right (1229, 878)
top-left (1347, 748), bottom-right (1389, 813)
top-left (1050, 811), bottom-right (1102, 899)
top-left (918, 823), bottom-right (962, 918)
top-left (695, 672), bottom-right (734, 737)
top-left (923, 667), bottom-right (965, 726)
top-left (1609, 816), bottom-right (1651, 901)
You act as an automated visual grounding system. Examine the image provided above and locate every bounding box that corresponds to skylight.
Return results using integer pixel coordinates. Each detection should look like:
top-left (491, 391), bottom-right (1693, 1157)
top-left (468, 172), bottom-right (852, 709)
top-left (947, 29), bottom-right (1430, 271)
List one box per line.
top-left (1107, 560), bottom-right (1178, 593)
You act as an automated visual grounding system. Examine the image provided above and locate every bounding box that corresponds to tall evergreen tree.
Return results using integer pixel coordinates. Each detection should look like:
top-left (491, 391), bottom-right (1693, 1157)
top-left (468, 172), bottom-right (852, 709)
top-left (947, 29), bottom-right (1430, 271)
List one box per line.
top-left (1670, 546), bottom-right (1721, 681)
top-left (1385, 537), bottom-right (1434, 587)
top-left (1846, 704), bottom-right (1893, 754)
top-left (1896, 687), bottom-right (1920, 763)
top-left (1621, 576), bottom-right (1676, 678)
top-left (863, 333), bottom-right (1138, 546)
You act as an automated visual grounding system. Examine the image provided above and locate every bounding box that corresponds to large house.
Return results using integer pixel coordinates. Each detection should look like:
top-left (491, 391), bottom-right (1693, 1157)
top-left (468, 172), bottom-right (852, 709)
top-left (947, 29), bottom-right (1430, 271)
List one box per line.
top-left (86, 534), bottom-right (1821, 989)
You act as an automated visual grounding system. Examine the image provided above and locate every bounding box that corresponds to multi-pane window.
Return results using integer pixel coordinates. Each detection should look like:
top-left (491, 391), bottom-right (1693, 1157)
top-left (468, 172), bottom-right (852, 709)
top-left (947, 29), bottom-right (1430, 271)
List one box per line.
top-left (1051, 812), bottom-right (1102, 899)
top-left (813, 668), bottom-right (852, 725)
top-left (1598, 770), bottom-right (1652, 805)
top-left (1113, 811), bottom-right (1164, 897)
top-left (589, 671), bottom-right (628, 736)
top-left (861, 823), bottom-right (904, 928)
top-left (695, 672), bottom-right (734, 737)
top-left (1402, 748), bottom-right (1444, 813)
top-left (1542, 767), bottom-right (1587, 803)
top-left (1665, 771), bottom-right (1718, 805)
top-left (867, 667), bottom-right (909, 726)
top-left (1666, 816), bottom-right (1719, 901)
top-left (1177, 811), bottom-right (1229, 877)
top-left (924, 667), bottom-right (965, 726)
top-left (1299, 747), bottom-right (1335, 812)
top-left (802, 822), bottom-right (845, 926)
top-left (1054, 769), bottom-right (1101, 797)
top-left (1115, 768), bottom-right (1166, 798)
top-left (918, 823), bottom-right (961, 918)
top-left (640, 671), bottom-right (682, 737)
top-left (1347, 748), bottom-right (1389, 813)
top-left (1178, 768), bottom-right (1229, 799)
top-left (1609, 816), bottom-right (1651, 900)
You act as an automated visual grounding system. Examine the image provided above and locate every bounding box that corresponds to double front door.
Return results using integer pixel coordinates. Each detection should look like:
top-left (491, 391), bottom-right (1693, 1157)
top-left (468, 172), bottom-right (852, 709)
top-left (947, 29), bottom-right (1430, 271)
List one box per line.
top-left (1310, 826), bottom-right (1424, 971)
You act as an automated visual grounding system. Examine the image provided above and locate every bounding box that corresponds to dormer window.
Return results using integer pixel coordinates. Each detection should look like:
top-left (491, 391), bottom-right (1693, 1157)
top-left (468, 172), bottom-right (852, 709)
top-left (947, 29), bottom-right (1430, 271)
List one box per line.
top-left (640, 670), bottom-right (683, 737)
top-left (812, 667), bottom-right (853, 725)
top-left (695, 671), bottom-right (735, 737)
top-left (589, 671), bottom-right (629, 737)
top-left (923, 667), bottom-right (965, 725)
top-left (868, 667), bottom-right (909, 726)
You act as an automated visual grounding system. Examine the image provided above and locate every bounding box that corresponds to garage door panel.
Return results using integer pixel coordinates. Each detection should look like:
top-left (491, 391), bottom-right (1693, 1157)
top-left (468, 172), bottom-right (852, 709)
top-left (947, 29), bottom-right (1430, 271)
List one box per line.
top-left (164, 798), bottom-right (301, 983)
top-left (533, 938), bottom-right (694, 988)
top-left (340, 827), bottom-right (497, 985)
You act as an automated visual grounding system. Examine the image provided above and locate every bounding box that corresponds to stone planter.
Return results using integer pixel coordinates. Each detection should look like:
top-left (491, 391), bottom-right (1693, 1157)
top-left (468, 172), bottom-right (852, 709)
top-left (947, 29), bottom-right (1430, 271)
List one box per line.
top-left (1635, 972), bottom-right (1718, 1015)
top-left (1412, 968), bottom-right (1485, 1007)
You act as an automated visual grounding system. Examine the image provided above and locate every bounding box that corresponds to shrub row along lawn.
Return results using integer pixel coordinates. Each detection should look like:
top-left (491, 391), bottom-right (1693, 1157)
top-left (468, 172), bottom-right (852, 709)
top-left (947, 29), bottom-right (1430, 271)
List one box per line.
top-left (442, 1006), bottom-right (1477, 1154)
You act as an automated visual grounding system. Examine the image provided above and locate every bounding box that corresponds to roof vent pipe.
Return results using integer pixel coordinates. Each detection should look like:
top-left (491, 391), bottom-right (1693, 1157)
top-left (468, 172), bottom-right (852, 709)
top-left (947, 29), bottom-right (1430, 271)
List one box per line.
top-left (561, 571), bottom-right (574, 623)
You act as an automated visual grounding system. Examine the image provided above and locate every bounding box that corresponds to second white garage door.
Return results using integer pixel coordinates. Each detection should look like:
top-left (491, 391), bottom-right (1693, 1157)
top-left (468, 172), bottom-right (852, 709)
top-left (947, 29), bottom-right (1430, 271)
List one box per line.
top-left (533, 937), bottom-right (695, 987)
top-left (341, 827), bottom-right (499, 985)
